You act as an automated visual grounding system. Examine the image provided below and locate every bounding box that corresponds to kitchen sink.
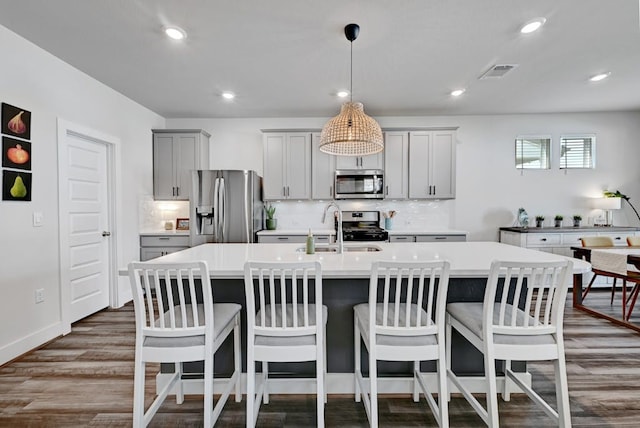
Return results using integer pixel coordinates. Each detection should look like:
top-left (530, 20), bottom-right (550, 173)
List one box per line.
top-left (296, 244), bottom-right (382, 253)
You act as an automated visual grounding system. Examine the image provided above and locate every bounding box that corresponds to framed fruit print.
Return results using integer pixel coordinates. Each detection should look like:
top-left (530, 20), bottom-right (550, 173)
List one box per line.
top-left (2, 170), bottom-right (32, 201)
top-left (2, 137), bottom-right (31, 170)
top-left (1, 103), bottom-right (31, 140)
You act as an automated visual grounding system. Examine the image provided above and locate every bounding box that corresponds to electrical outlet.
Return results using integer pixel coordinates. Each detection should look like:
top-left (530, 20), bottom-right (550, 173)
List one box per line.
top-left (35, 288), bottom-right (45, 304)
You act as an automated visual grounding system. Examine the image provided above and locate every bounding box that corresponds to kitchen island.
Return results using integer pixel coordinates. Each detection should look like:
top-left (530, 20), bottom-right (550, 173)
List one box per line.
top-left (127, 241), bottom-right (590, 395)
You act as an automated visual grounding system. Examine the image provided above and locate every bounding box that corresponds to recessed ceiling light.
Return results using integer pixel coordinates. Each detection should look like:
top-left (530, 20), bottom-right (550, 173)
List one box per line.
top-left (164, 26), bottom-right (187, 40)
top-left (451, 89), bottom-right (465, 97)
top-left (221, 91), bottom-right (235, 100)
top-left (520, 17), bottom-right (546, 34)
top-left (589, 72), bottom-right (611, 82)
top-left (337, 90), bottom-right (349, 98)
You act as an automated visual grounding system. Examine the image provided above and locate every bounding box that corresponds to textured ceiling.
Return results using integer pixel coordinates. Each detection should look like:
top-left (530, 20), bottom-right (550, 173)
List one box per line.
top-left (1, 0), bottom-right (639, 118)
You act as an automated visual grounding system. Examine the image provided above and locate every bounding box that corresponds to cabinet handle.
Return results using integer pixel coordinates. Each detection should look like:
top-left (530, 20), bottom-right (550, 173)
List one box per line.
top-left (159, 237), bottom-right (170, 240)
top-left (176, 186), bottom-right (179, 196)
top-left (277, 237), bottom-right (289, 241)
top-left (283, 186), bottom-right (286, 197)
top-left (397, 236), bottom-right (408, 240)
top-left (385, 185), bottom-right (389, 196)
top-left (541, 238), bottom-right (547, 241)
top-left (615, 237), bottom-right (622, 240)
top-left (330, 185), bottom-right (333, 196)
top-left (432, 185), bottom-right (436, 195)
top-left (434, 236), bottom-right (446, 240)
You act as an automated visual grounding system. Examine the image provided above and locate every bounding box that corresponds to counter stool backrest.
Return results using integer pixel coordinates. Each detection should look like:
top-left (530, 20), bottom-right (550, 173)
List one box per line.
top-left (485, 260), bottom-right (572, 337)
top-left (370, 260), bottom-right (450, 337)
top-left (130, 261), bottom-right (213, 341)
top-left (244, 261), bottom-right (323, 338)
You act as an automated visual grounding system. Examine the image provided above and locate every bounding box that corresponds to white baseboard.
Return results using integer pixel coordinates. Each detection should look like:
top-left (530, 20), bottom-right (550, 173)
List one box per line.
top-left (0, 321), bottom-right (64, 366)
top-left (156, 372), bottom-right (531, 396)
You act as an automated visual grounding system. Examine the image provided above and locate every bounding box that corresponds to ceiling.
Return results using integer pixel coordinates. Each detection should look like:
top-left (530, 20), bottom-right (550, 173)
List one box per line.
top-left (1, 0), bottom-right (639, 119)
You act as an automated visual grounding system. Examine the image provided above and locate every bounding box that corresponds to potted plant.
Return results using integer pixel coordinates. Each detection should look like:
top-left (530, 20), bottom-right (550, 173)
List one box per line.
top-left (535, 215), bottom-right (545, 228)
top-left (264, 203), bottom-right (277, 230)
top-left (554, 215), bottom-right (563, 228)
top-left (572, 215), bottom-right (582, 227)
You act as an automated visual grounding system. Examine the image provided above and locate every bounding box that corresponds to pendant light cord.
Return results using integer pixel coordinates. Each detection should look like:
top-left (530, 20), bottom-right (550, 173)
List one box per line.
top-left (349, 40), bottom-right (353, 103)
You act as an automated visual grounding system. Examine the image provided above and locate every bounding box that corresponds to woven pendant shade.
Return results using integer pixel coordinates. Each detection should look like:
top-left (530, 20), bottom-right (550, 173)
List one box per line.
top-left (319, 102), bottom-right (384, 155)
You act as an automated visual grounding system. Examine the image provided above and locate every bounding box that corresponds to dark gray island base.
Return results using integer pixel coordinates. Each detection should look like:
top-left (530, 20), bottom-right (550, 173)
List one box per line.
top-left (175, 277), bottom-right (525, 383)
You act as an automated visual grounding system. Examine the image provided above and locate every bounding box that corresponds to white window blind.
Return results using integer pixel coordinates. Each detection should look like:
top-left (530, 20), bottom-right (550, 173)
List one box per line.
top-left (560, 135), bottom-right (595, 169)
top-left (515, 136), bottom-right (550, 169)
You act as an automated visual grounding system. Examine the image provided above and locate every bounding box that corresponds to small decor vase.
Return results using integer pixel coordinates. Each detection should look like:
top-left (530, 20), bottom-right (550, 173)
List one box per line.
top-left (266, 218), bottom-right (277, 230)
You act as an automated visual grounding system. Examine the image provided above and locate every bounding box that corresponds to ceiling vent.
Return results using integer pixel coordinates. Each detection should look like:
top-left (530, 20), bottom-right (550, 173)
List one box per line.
top-left (479, 64), bottom-right (518, 79)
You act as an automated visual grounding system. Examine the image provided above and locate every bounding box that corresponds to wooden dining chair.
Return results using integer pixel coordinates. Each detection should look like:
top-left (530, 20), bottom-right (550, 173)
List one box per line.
top-left (627, 236), bottom-right (640, 246)
top-left (446, 260), bottom-right (573, 427)
top-left (128, 261), bottom-right (241, 427)
top-left (243, 260), bottom-right (327, 428)
top-left (354, 260), bottom-right (451, 427)
top-left (580, 236), bottom-right (617, 303)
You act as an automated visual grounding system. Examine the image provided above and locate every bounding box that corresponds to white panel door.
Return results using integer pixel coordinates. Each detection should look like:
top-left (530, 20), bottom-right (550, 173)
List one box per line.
top-left (65, 137), bottom-right (110, 322)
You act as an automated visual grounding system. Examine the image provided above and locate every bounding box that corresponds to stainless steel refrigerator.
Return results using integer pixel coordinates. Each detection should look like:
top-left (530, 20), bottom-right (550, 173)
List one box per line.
top-left (190, 170), bottom-right (263, 246)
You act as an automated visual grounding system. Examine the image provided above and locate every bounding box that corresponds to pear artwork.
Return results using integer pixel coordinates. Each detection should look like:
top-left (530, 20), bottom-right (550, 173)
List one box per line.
top-left (10, 175), bottom-right (27, 198)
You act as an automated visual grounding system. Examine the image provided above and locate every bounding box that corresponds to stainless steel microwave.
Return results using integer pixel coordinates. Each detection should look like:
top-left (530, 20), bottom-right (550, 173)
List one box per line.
top-left (334, 169), bottom-right (384, 199)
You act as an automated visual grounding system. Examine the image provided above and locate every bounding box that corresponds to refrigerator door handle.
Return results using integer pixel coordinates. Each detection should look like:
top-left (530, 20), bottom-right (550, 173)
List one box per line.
top-left (213, 177), bottom-right (220, 241)
top-left (218, 177), bottom-right (226, 242)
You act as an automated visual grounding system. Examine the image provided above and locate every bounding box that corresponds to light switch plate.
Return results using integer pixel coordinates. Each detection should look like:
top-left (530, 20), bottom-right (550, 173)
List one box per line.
top-left (33, 211), bottom-right (43, 227)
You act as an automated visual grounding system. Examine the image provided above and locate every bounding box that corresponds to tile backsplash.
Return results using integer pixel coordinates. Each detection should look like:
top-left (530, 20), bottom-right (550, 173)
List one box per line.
top-left (267, 199), bottom-right (452, 230)
top-left (139, 195), bottom-right (452, 232)
top-left (139, 195), bottom-right (190, 231)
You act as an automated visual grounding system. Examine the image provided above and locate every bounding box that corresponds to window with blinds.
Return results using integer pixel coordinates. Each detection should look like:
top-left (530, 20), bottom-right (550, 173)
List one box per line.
top-left (515, 136), bottom-right (551, 169)
top-left (560, 135), bottom-right (595, 169)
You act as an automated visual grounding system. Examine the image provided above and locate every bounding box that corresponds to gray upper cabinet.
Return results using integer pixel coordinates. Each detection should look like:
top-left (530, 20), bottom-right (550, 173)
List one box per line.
top-left (383, 131), bottom-right (409, 199)
top-left (153, 129), bottom-right (210, 200)
top-left (311, 132), bottom-right (336, 200)
top-left (263, 132), bottom-right (312, 200)
top-left (335, 152), bottom-right (383, 170)
top-left (408, 129), bottom-right (456, 199)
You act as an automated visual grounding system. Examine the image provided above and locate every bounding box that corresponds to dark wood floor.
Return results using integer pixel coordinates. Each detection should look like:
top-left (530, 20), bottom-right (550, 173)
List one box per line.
top-left (1, 290), bottom-right (640, 427)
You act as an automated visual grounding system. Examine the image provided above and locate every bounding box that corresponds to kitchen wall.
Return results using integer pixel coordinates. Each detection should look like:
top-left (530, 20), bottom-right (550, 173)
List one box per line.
top-left (0, 25), bottom-right (164, 364)
top-left (167, 112), bottom-right (640, 239)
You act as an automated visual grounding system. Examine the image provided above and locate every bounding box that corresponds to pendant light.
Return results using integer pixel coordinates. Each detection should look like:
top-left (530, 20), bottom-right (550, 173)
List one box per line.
top-left (319, 23), bottom-right (384, 156)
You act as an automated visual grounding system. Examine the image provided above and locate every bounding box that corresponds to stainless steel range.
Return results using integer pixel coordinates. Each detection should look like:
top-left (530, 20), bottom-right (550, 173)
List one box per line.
top-left (339, 211), bottom-right (389, 242)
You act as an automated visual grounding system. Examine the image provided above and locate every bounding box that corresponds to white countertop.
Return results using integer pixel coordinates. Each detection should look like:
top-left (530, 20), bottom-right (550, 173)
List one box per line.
top-left (122, 241), bottom-right (590, 279)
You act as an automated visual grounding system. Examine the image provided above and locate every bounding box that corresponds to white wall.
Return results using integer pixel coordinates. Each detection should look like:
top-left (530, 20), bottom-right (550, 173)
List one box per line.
top-left (168, 112), bottom-right (640, 240)
top-left (0, 26), bottom-right (164, 364)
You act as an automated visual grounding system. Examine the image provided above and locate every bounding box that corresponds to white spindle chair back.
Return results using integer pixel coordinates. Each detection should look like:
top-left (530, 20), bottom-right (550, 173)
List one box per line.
top-left (129, 261), bottom-right (213, 340)
top-left (370, 260), bottom-right (450, 339)
top-left (484, 260), bottom-right (572, 339)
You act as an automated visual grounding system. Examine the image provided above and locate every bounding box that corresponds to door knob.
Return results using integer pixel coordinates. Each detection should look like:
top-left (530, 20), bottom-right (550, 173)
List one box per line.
top-left (102, 231), bottom-right (111, 237)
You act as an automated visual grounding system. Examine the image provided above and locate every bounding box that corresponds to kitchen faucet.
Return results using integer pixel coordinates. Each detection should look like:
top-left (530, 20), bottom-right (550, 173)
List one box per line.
top-left (322, 202), bottom-right (343, 254)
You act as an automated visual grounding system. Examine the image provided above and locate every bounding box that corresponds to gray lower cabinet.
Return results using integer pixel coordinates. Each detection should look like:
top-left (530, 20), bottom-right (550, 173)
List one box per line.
top-left (140, 235), bottom-right (190, 261)
top-left (258, 234), bottom-right (332, 244)
top-left (390, 234), bottom-right (467, 243)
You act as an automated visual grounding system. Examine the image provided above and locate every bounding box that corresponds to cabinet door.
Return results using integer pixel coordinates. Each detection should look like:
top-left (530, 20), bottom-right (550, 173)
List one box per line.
top-left (408, 131), bottom-right (431, 199)
top-left (153, 134), bottom-right (176, 200)
top-left (431, 130), bottom-right (455, 199)
top-left (384, 132), bottom-right (409, 199)
top-left (336, 153), bottom-right (383, 170)
top-left (263, 133), bottom-right (287, 200)
top-left (408, 130), bottom-right (456, 199)
top-left (286, 133), bottom-right (311, 199)
top-left (312, 133), bottom-right (336, 199)
top-left (174, 134), bottom-right (197, 200)
top-left (360, 152), bottom-right (384, 170)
